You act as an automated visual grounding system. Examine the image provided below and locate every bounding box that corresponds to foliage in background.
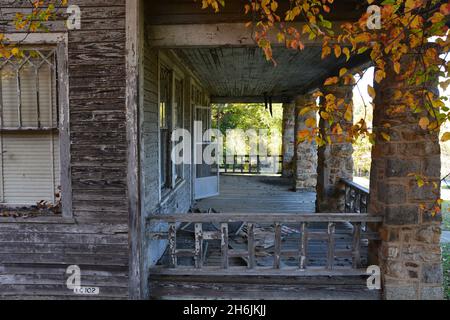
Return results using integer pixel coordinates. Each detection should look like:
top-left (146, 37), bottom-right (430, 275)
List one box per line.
top-left (443, 201), bottom-right (450, 231)
top-left (0, 1), bottom-right (67, 57)
top-left (213, 104), bottom-right (283, 155)
top-left (442, 244), bottom-right (450, 300)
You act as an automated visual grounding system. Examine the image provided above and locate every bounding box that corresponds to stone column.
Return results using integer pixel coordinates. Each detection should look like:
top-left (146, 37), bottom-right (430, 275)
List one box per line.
top-left (282, 102), bottom-right (296, 178)
top-left (294, 95), bottom-right (318, 192)
top-left (316, 84), bottom-right (354, 213)
top-left (370, 55), bottom-right (443, 300)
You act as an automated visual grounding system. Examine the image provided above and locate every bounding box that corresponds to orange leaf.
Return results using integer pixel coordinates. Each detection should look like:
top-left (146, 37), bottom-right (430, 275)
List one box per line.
top-left (324, 77), bottom-right (339, 86)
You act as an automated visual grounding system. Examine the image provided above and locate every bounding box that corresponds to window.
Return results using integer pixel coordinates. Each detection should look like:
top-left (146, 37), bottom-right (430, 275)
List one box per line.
top-left (160, 64), bottom-right (172, 192)
top-left (159, 61), bottom-right (186, 195)
top-left (173, 76), bottom-right (184, 183)
top-left (0, 47), bottom-right (60, 206)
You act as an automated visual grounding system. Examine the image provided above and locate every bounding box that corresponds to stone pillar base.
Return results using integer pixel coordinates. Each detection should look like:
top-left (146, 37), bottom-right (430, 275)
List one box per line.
top-left (294, 95), bottom-right (318, 193)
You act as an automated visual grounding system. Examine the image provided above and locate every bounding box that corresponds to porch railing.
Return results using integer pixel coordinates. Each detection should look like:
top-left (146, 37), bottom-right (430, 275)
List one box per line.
top-left (148, 213), bottom-right (382, 275)
top-left (220, 155), bottom-right (283, 175)
top-left (342, 179), bottom-right (370, 214)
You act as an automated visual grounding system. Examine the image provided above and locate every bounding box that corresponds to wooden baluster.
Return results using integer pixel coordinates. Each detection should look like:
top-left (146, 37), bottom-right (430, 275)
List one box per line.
top-left (233, 155), bottom-right (237, 173)
top-left (345, 185), bottom-right (350, 213)
top-left (300, 222), bottom-right (308, 270)
top-left (327, 222), bottom-right (336, 270)
top-left (247, 223), bottom-right (256, 269)
top-left (241, 156), bottom-right (244, 173)
top-left (195, 223), bottom-right (204, 269)
top-left (273, 155), bottom-right (277, 174)
top-left (168, 223), bottom-right (177, 268)
top-left (221, 223), bottom-right (229, 269)
top-left (352, 222), bottom-right (362, 269)
top-left (248, 155), bottom-right (252, 174)
top-left (257, 155), bottom-right (261, 174)
top-left (274, 223), bottom-right (282, 269)
top-left (224, 155), bottom-right (228, 173)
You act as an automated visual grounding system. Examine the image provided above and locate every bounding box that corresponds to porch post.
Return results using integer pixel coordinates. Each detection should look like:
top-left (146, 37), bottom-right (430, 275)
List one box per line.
top-left (294, 95), bottom-right (318, 192)
top-left (126, 0), bottom-right (144, 299)
top-left (282, 102), bottom-right (296, 178)
top-left (316, 84), bottom-right (354, 213)
top-left (370, 54), bottom-right (443, 300)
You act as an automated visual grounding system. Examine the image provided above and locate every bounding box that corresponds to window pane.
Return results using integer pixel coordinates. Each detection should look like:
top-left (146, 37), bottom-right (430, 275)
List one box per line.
top-left (0, 49), bottom-right (57, 129)
top-left (159, 65), bottom-right (172, 190)
top-left (0, 132), bottom-right (60, 205)
top-left (20, 63), bottom-right (38, 127)
top-left (1, 64), bottom-right (19, 127)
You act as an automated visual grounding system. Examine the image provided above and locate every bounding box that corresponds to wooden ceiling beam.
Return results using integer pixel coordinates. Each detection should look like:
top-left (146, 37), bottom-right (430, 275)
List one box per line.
top-left (146, 22), bottom-right (349, 48)
top-left (210, 95), bottom-right (293, 104)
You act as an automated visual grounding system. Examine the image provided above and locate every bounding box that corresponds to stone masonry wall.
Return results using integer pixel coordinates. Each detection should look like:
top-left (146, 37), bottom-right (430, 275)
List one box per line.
top-left (294, 95), bottom-right (318, 192)
top-left (370, 55), bottom-right (443, 300)
top-left (282, 103), bottom-right (296, 178)
top-left (316, 85), bottom-right (354, 212)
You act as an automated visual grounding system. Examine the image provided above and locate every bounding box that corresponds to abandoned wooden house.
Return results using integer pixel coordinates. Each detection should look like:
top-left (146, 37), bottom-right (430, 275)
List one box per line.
top-left (0, 0), bottom-right (444, 300)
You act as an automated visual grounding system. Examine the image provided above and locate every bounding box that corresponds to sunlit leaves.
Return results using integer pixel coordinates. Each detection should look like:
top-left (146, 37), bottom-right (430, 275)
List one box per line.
top-left (367, 85), bottom-right (376, 99)
top-left (324, 76), bottom-right (339, 86)
top-left (442, 132), bottom-right (450, 143)
top-left (1, 1), bottom-right (67, 58)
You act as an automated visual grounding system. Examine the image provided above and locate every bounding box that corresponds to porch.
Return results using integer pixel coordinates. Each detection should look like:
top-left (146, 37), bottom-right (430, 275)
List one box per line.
top-left (136, 0), bottom-right (444, 301)
top-left (148, 177), bottom-right (380, 300)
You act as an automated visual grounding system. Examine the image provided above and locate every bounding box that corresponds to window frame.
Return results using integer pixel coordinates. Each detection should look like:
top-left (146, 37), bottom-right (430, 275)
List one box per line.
top-left (0, 33), bottom-right (72, 219)
top-left (158, 62), bottom-right (173, 196)
top-left (172, 71), bottom-right (185, 186)
top-left (158, 53), bottom-right (187, 201)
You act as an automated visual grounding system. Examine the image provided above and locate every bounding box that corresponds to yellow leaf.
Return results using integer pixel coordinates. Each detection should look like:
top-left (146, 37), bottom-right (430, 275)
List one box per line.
top-left (299, 107), bottom-right (311, 116)
top-left (417, 178), bottom-right (425, 188)
top-left (419, 117), bottom-right (430, 130)
top-left (343, 47), bottom-right (350, 61)
top-left (344, 106), bottom-right (353, 122)
top-left (367, 85), bottom-right (376, 99)
top-left (339, 68), bottom-right (348, 77)
top-left (305, 118), bottom-right (317, 128)
top-left (441, 132), bottom-right (450, 142)
top-left (324, 77), bottom-right (339, 86)
top-left (393, 90), bottom-right (402, 100)
top-left (334, 45), bottom-right (341, 58)
top-left (393, 62), bottom-right (400, 74)
top-left (11, 47), bottom-right (19, 56)
top-left (271, 0), bottom-right (278, 12)
top-left (381, 132), bottom-right (390, 141)
top-left (374, 70), bottom-right (386, 83)
top-left (320, 111), bottom-right (330, 120)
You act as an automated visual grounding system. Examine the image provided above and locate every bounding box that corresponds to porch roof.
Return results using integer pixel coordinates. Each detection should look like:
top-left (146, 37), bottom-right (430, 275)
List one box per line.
top-left (146, 0), bottom-right (370, 103)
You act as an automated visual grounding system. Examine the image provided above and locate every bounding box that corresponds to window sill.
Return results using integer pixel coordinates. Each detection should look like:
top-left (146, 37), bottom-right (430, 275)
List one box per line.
top-left (160, 179), bottom-right (187, 206)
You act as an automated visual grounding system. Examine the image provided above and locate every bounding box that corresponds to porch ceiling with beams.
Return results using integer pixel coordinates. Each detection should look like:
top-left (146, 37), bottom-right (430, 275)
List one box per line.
top-left (146, 0), bottom-right (369, 103)
top-left (174, 46), bottom-right (353, 103)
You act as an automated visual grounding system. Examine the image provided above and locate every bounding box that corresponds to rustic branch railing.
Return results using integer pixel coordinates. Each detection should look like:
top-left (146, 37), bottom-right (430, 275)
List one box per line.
top-left (342, 179), bottom-right (370, 214)
top-left (220, 155), bottom-right (283, 175)
top-left (148, 213), bottom-right (382, 275)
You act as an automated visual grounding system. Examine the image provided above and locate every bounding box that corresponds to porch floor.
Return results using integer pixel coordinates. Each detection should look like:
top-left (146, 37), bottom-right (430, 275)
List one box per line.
top-left (195, 174), bottom-right (316, 213)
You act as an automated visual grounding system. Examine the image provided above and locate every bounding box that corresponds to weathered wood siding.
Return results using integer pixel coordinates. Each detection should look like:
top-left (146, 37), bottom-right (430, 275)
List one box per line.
top-left (0, 0), bottom-right (129, 299)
